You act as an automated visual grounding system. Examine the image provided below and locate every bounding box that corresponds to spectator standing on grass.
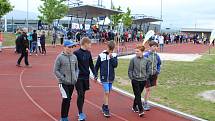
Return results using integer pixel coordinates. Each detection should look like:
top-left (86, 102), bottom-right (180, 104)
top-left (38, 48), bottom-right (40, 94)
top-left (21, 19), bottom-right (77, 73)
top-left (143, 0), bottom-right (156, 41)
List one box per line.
top-left (143, 41), bottom-right (161, 111)
top-left (73, 37), bottom-right (97, 121)
top-left (54, 40), bottom-right (78, 121)
top-left (40, 31), bottom-right (46, 55)
top-left (158, 34), bottom-right (164, 52)
top-left (128, 45), bottom-right (150, 117)
top-left (0, 30), bottom-right (3, 52)
top-left (95, 41), bottom-right (118, 118)
top-left (16, 29), bottom-right (31, 68)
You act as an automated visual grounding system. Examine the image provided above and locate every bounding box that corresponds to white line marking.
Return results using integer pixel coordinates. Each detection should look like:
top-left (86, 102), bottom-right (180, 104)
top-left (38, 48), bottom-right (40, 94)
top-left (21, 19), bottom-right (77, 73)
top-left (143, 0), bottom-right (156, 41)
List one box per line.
top-left (26, 86), bottom-right (58, 88)
top-left (89, 74), bottom-right (207, 121)
top-left (74, 93), bottom-right (129, 121)
top-left (112, 86), bottom-right (208, 121)
top-left (0, 74), bottom-right (19, 76)
top-left (24, 84), bottom-right (129, 121)
top-left (19, 69), bottom-right (58, 121)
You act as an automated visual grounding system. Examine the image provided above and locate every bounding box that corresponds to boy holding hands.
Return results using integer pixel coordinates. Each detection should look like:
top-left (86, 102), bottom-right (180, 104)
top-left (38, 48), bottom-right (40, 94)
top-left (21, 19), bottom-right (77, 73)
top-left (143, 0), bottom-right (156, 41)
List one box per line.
top-left (95, 41), bottom-right (118, 118)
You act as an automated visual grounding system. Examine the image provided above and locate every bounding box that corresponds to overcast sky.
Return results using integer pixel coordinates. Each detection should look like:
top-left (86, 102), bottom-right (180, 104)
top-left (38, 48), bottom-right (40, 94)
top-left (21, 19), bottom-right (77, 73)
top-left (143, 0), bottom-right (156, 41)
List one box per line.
top-left (8, 0), bottom-right (215, 29)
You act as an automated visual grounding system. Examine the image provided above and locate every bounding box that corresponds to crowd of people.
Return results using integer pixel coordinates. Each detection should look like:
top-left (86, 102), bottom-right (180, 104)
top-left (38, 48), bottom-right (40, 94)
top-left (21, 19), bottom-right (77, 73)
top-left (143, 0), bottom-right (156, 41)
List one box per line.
top-left (15, 28), bottom-right (47, 56)
top-left (53, 36), bottom-right (161, 121)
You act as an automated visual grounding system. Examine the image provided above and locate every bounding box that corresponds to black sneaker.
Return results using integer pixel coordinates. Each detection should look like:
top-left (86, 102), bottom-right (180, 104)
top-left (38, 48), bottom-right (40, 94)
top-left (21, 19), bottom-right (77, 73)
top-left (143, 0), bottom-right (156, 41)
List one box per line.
top-left (102, 104), bottom-right (110, 118)
top-left (139, 111), bottom-right (145, 117)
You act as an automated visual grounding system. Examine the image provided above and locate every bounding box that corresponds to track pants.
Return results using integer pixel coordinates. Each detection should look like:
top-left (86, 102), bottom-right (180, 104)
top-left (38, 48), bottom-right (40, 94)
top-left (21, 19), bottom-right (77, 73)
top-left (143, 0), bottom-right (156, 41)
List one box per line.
top-left (59, 84), bottom-right (74, 118)
top-left (17, 50), bottom-right (29, 65)
top-left (131, 80), bottom-right (146, 112)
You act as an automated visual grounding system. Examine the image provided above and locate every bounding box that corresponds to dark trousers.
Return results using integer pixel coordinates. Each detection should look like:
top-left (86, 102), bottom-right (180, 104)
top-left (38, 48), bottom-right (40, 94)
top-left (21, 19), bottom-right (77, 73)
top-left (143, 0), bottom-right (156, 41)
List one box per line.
top-left (41, 44), bottom-right (46, 54)
top-left (60, 38), bottom-right (64, 45)
top-left (75, 80), bottom-right (89, 114)
top-left (17, 50), bottom-right (29, 65)
top-left (59, 84), bottom-right (74, 118)
top-left (131, 80), bottom-right (146, 112)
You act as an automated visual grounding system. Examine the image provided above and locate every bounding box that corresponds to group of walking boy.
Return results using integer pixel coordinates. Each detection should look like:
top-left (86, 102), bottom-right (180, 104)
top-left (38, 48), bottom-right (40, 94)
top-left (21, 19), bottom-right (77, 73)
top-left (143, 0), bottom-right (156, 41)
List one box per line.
top-left (54, 37), bottom-right (161, 121)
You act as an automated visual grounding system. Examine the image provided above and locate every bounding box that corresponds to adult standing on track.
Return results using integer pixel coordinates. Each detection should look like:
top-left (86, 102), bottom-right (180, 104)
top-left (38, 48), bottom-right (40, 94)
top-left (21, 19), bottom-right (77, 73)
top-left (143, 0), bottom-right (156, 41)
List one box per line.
top-left (73, 37), bottom-right (97, 121)
top-left (128, 45), bottom-right (150, 117)
top-left (16, 29), bottom-right (31, 67)
top-left (54, 40), bottom-right (78, 121)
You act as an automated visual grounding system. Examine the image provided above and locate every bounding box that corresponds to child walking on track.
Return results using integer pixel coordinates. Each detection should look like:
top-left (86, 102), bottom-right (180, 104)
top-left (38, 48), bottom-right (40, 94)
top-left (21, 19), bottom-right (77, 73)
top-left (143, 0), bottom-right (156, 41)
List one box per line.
top-left (73, 37), bottom-right (97, 121)
top-left (128, 45), bottom-right (150, 117)
top-left (143, 41), bottom-right (161, 111)
top-left (54, 40), bottom-right (78, 121)
top-left (95, 41), bottom-right (118, 118)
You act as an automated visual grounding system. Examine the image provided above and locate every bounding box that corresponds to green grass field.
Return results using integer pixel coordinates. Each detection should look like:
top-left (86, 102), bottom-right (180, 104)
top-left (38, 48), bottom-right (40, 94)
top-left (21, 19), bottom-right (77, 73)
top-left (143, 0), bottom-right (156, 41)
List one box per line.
top-left (2, 32), bottom-right (56, 47)
top-left (113, 50), bottom-right (215, 121)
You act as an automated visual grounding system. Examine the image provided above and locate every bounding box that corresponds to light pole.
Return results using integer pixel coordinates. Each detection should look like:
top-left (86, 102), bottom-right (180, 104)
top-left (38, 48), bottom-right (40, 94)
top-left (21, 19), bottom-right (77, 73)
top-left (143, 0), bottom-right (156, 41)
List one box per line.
top-left (27, 0), bottom-right (29, 32)
top-left (160, 0), bottom-right (163, 33)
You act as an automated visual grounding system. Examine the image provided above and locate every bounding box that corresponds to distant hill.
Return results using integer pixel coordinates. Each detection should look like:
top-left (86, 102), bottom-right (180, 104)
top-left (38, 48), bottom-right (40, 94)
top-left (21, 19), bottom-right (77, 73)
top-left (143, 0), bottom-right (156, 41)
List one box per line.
top-left (6, 10), bottom-right (39, 20)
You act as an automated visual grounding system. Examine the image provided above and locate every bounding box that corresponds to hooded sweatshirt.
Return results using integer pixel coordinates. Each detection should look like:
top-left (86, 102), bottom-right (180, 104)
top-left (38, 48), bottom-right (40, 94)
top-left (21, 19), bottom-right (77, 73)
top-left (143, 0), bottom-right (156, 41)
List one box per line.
top-left (54, 52), bottom-right (79, 85)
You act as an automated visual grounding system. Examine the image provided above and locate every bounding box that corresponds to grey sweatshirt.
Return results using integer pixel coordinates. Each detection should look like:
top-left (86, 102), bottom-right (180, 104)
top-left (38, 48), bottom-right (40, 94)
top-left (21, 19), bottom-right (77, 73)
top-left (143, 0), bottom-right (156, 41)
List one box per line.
top-left (128, 56), bottom-right (150, 81)
top-left (54, 52), bottom-right (79, 85)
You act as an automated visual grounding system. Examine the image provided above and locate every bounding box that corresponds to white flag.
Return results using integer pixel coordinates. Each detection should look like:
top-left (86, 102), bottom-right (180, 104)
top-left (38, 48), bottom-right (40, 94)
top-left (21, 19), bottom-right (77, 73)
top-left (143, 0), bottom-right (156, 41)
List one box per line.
top-left (142, 30), bottom-right (155, 46)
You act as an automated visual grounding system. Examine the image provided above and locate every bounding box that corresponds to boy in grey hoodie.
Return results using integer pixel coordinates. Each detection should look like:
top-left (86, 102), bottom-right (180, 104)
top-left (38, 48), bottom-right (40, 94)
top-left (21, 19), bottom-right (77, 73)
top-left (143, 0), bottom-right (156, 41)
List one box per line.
top-left (128, 45), bottom-right (150, 117)
top-left (54, 40), bottom-right (78, 121)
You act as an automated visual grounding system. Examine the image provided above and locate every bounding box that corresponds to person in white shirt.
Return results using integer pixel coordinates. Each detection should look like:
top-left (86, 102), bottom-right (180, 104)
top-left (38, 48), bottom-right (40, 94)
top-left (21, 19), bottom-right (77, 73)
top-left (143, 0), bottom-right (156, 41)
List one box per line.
top-left (158, 34), bottom-right (164, 52)
top-left (154, 34), bottom-right (159, 43)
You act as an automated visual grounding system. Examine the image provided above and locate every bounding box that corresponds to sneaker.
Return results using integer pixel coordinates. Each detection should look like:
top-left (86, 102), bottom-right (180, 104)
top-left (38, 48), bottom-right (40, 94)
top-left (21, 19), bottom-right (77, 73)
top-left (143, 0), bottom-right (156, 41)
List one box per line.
top-left (16, 64), bottom-right (22, 67)
top-left (143, 103), bottom-right (151, 111)
top-left (139, 111), bottom-right (145, 117)
top-left (78, 113), bottom-right (86, 121)
top-left (29, 53), bottom-right (32, 56)
top-left (60, 117), bottom-right (68, 121)
top-left (25, 65), bottom-right (32, 68)
top-left (132, 106), bottom-right (139, 113)
top-left (102, 104), bottom-right (110, 118)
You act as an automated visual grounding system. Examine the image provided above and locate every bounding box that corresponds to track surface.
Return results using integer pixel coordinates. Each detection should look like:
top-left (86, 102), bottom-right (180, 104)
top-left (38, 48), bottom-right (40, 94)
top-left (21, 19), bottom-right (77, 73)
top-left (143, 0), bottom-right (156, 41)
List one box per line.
top-left (0, 42), bottom-right (211, 121)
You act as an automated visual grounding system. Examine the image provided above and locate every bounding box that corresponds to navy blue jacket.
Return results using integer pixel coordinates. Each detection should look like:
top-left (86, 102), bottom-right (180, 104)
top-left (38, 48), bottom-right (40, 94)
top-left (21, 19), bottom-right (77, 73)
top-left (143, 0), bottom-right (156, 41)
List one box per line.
top-left (95, 51), bottom-right (118, 83)
top-left (74, 48), bottom-right (96, 81)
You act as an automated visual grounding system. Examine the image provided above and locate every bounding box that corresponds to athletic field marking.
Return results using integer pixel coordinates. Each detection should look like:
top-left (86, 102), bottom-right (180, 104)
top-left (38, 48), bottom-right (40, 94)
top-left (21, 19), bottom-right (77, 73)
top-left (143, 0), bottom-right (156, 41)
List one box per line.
top-left (112, 86), bottom-right (208, 121)
top-left (74, 93), bottom-right (129, 121)
top-left (0, 73), bottom-right (20, 76)
top-left (19, 69), bottom-right (58, 121)
top-left (26, 86), bottom-right (58, 88)
top-left (25, 85), bottom-right (129, 121)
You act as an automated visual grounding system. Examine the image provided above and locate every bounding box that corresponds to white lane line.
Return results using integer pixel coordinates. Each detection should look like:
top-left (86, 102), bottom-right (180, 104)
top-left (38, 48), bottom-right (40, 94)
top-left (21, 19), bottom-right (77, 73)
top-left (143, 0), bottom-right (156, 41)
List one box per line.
top-left (25, 84), bottom-right (129, 121)
top-left (26, 86), bottom-right (58, 88)
top-left (74, 93), bottom-right (129, 121)
top-left (19, 69), bottom-right (58, 121)
top-left (0, 74), bottom-right (19, 76)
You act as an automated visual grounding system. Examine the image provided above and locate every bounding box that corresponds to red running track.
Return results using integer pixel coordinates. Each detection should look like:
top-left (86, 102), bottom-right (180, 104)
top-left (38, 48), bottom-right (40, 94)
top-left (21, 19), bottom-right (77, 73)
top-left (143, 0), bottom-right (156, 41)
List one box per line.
top-left (0, 42), bottom-right (211, 121)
